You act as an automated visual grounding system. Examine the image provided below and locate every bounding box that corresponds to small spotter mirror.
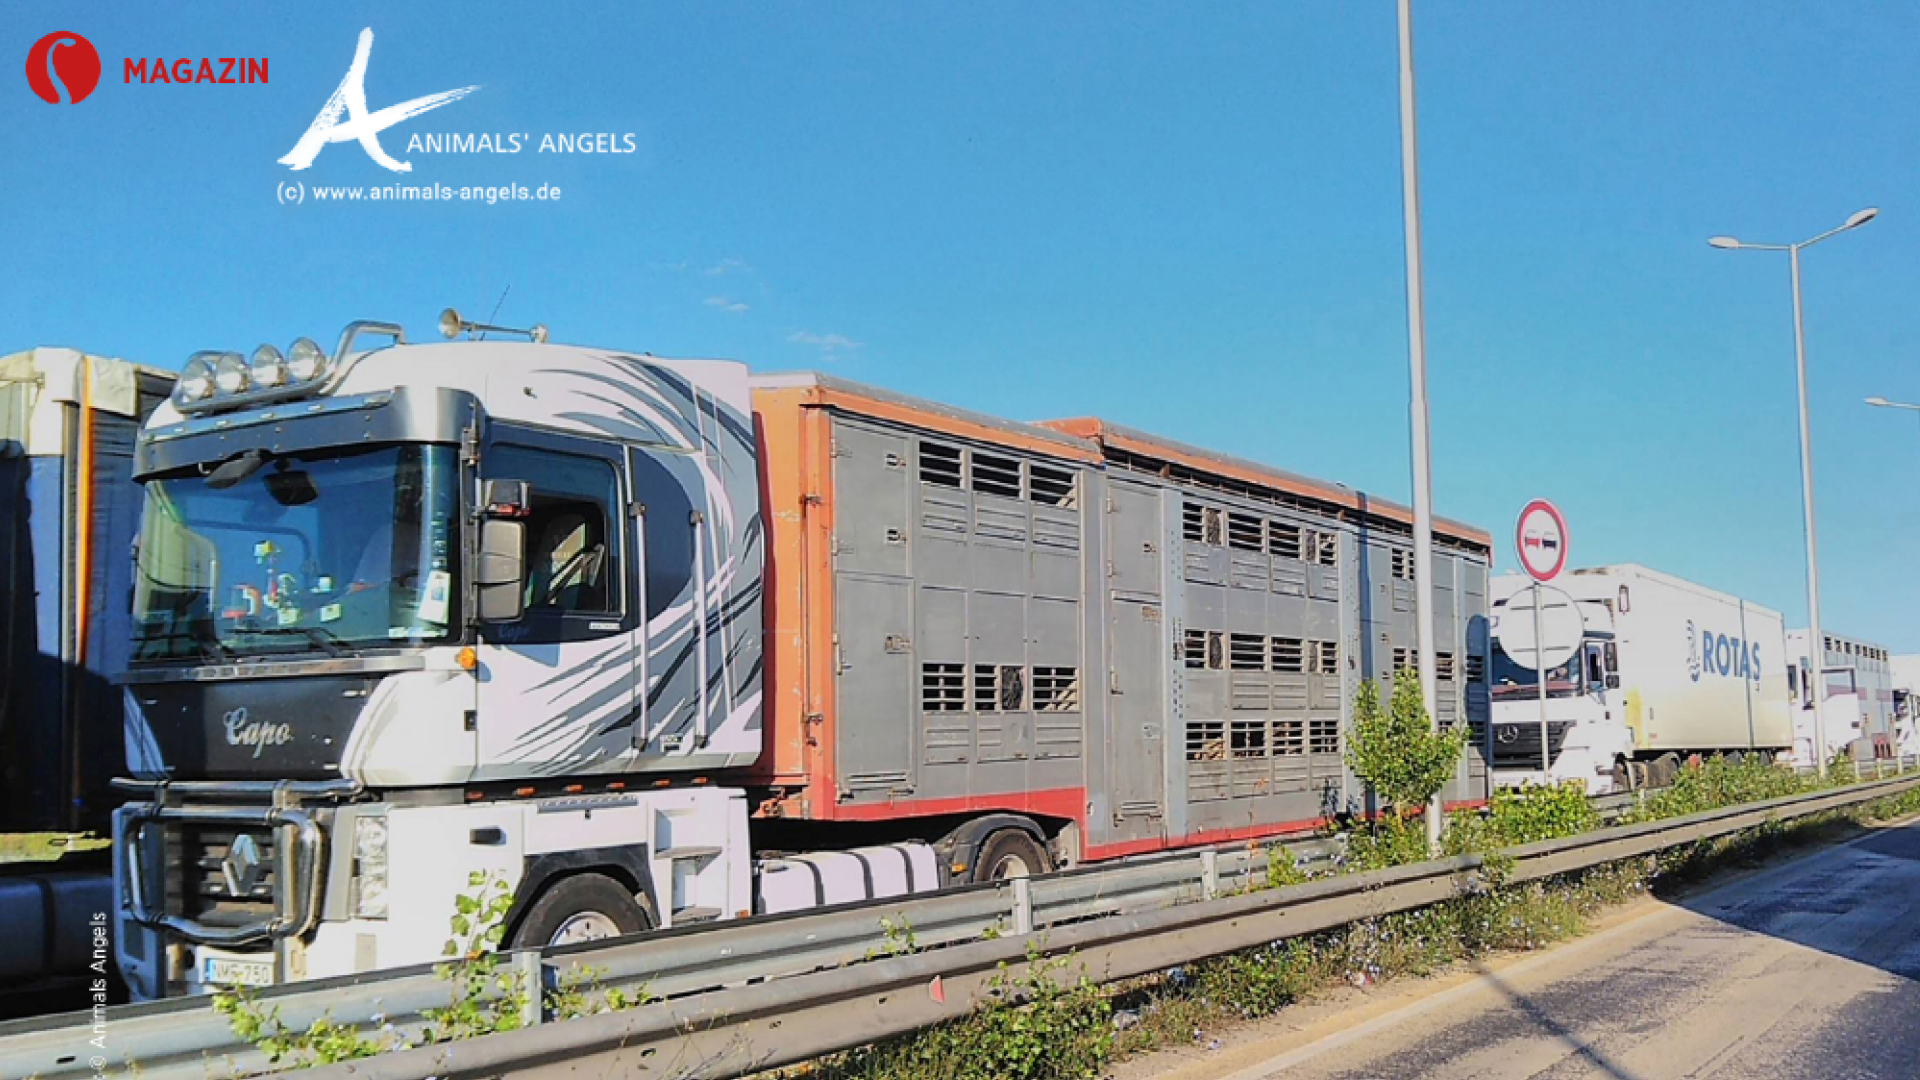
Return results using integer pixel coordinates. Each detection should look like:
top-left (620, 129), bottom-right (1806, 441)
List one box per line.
top-left (483, 479), bottom-right (532, 519)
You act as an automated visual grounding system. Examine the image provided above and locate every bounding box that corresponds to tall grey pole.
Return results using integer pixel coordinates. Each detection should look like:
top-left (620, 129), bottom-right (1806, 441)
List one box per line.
top-left (1395, 0), bottom-right (1442, 851)
top-left (1789, 245), bottom-right (1831, 776)
top-left (1709, 206), bottom-right (1875, 777)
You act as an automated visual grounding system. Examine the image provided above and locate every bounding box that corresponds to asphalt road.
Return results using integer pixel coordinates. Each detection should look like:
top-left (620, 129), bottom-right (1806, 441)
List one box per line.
top-left (1177, 818), bottom-right (1920, 1080)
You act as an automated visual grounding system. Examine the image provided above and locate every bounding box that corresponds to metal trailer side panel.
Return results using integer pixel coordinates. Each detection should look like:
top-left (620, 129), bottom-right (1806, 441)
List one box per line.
top-left (745, 376), bottom-right (1493, 855)
top-left (1603, 567), bottom-right (1791, 754)
top-left (746, 377), bottom-right (1105, 830)
top-left (822, 412), bottom-right (1096, 820)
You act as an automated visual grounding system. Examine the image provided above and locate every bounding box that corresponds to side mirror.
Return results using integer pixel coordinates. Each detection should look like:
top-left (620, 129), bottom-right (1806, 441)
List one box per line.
top-left (477, 479), bottom-right (531, 624)
top-left (477, 519), bottom-right (526, 623)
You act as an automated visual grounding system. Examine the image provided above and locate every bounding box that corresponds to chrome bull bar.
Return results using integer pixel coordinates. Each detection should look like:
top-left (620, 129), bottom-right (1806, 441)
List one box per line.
top-left (114, 778), bottom-right (355, 947)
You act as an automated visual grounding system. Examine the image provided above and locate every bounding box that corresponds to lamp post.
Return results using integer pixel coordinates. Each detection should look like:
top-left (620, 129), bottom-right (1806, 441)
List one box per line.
top-left (1394, 0), bottom-right (1442, 852)
top-left (1709, 207), bottom-right (1878, 775)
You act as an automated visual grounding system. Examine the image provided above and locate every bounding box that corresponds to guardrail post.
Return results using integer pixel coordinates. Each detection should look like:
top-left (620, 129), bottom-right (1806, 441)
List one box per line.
top-left (1200, 850), bottom-right (1219, 900)
top-left (1011, 877), bottom-right (1034, 936)
top-left (517, 951), bottom-right (545, 1026)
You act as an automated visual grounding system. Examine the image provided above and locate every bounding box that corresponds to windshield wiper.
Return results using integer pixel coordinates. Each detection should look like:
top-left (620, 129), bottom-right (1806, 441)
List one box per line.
top-left (230, 625), bottom-right (347, 657)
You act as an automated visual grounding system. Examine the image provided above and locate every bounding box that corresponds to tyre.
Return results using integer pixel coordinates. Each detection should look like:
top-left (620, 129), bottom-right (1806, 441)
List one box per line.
top-left (1610, 759), bottom-right (1632, 791)
top-left (972, 828), bottom-right (1051, 883)
top-left (510, 873), bottom-right (653, 949)
top-left (1648, 753), bottom-right (1681, 789)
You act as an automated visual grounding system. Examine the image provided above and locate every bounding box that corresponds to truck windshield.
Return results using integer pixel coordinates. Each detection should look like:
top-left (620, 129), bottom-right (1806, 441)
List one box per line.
top-left (1489, 640), bottom-right (1584, 699)
top-left (132, 443), bottom-right (461, 661)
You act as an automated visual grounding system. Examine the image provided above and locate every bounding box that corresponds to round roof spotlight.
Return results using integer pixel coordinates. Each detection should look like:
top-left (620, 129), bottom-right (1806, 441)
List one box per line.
top-left (286, 337), bottom-right (328, 382)
top-left (249, 344), bottom-right (288, 389)
top-left (177, 354), bottom-right (217, 404)
top-left (213, 352), bottom-right (250, 395)
top-left (438, 308), bottom-right (464, 340)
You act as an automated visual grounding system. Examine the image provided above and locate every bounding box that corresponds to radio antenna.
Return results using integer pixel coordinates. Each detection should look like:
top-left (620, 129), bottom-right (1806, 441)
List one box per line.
top-left (478, 285), bottom-right (511, 342)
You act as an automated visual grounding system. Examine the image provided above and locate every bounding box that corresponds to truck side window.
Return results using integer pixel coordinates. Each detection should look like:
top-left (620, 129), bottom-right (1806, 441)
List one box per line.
top-left (490, 444), bottom-right (621, 617)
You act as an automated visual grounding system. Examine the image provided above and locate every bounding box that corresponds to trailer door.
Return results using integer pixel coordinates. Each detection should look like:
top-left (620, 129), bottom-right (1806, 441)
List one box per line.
top-left (1104, 482), bottom-right (1166, 844)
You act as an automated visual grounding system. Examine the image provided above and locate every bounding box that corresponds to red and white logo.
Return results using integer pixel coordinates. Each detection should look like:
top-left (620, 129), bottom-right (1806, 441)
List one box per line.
top-left (25, 31), bottom-right (101, 104)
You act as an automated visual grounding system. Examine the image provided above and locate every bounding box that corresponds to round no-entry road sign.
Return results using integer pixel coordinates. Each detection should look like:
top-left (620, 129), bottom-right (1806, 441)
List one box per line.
top-left (1514, 499), bottom-right (1568, 583)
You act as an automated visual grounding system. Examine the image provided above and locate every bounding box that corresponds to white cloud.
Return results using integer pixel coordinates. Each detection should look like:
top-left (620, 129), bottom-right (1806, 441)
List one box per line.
top-left (787, 330), bottom-right (864, 362)
top-left (703, 258), bottom-right (750, 276)
top-left (704, 296), bottom-right (749, 314)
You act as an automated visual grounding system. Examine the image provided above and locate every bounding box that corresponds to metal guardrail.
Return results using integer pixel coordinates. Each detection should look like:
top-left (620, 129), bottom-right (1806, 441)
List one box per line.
top-left (1584, 754), bottom-right (1918, 824)
top-left (7, 770), bottom-right (1915, 1080)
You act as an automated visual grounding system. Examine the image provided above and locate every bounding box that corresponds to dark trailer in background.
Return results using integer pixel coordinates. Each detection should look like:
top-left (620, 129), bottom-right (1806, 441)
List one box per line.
top-left (0, 348), bottom-right (173, 1004)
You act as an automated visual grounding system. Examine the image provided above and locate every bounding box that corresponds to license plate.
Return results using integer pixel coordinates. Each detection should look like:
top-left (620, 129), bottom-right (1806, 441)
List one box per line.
top-left (203, 956), bottom-right (275, 987)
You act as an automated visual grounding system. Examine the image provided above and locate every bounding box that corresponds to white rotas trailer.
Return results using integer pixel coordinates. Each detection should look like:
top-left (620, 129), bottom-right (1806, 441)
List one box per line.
top-left (1489, 565), bottom-right (1792, 793)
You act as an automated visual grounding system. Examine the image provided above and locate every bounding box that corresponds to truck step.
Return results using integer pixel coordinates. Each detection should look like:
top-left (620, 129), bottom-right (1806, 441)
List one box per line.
top-left (657, 845), bottom-right (723, 862)
top-left (671, 905), bottom-right (722, 924)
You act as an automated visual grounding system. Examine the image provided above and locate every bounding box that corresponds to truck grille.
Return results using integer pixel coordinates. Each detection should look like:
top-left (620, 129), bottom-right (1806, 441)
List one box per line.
top-left (1489, 721), bottom-right (1573, 770)
top-left (164, 825), bottom-right (279, 930)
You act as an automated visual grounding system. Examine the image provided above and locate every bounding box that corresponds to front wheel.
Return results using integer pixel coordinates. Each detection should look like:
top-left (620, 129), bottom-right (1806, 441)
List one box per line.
top-left (510, 873), bottom-right (653, 949)
top-left (972, 829), bottom-right (1052, 883)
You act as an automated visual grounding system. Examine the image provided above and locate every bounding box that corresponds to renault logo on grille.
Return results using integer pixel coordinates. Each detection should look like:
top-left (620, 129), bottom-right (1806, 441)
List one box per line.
top-left (222, 833), bottom-right (266, 897)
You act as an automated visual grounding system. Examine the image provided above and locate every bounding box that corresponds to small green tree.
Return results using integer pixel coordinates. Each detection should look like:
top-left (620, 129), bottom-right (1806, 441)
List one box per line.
top-left (1345, 668), bottom-right (1468, 815)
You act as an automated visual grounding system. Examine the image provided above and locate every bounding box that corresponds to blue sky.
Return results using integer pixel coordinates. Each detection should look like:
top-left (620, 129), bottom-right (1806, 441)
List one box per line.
top-left (6, 2), bottom-right (1919, 648)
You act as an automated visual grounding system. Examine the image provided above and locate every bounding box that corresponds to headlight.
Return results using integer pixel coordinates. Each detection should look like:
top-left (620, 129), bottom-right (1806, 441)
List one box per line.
top-left (351, 814), bottom-right (389, 919)
top-left (249, 344), bottom-right (288, 389)
top-left (212, 352), bottom-right (249, 395)
top-left (177, 355), bottom-right (217, 404)
top-left (286, 337), bottom-right (329, 383)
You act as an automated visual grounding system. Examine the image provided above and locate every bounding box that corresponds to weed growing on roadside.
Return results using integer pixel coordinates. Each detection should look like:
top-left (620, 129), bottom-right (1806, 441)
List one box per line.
top-left (818, 943), bottom-right (1111, 1080)
top-left (211, 989), bottom-right (393, 1068)
top-left (1345, 671), bottom-right (1468, 816)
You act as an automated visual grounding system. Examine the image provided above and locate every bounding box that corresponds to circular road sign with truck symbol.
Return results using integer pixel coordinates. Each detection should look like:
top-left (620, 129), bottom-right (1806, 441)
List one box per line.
top-left (1514, 498), bottom-right (1568, 583)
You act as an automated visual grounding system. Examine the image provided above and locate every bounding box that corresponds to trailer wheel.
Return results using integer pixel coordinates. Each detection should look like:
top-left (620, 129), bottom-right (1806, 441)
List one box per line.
top-left (1647, 753), bottom-right (1681, 789)
top-left (511, 873), bottom-right (653, 949)
top-left (973, 829), bottom-right (1051, 883)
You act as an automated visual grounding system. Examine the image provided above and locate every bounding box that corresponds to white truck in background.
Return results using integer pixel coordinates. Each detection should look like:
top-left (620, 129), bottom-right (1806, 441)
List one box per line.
top-left (1489, 565), bottom-right (1793, 793)
top-left (1786, 629), bottom-right (1893, 764)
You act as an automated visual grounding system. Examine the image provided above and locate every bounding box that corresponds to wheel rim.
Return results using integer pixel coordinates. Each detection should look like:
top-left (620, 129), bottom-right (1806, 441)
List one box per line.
top-left (990, 852), bottom-right (1034, 880)
top-left (549, 910), bottom-right (621, 946)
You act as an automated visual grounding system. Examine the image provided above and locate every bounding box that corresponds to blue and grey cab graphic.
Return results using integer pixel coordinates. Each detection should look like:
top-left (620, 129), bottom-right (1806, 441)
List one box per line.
top-left (1687, 620), bottom-right (1762, 685)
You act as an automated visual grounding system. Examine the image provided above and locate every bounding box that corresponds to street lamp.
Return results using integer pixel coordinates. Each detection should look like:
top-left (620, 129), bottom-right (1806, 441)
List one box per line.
top-left (1866, 395), bottom-right (1920, 463)
top-left (1709, 207), bottom-right (1878, 776)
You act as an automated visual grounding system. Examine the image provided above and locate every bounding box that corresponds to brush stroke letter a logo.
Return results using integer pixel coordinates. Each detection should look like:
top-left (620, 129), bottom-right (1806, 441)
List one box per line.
top-left (26, 31), bottom-right (101, 104)
top-left (279, 28), bottom-right (477, 173)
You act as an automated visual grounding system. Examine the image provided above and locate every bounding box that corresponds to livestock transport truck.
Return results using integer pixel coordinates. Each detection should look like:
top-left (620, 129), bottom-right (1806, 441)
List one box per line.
top-left (113, 318), bottom-right (1493, 998)
top-left (1487, 565), bottom-right (1793, 794)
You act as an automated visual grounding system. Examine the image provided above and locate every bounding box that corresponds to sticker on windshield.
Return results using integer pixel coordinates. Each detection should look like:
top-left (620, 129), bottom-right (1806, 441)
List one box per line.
top-left (419, 570), bottom-right (452, 626)
top-left (320, 603), bottom-right (342, 623)
top-left (277, 605), bottom-right (300, 626)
